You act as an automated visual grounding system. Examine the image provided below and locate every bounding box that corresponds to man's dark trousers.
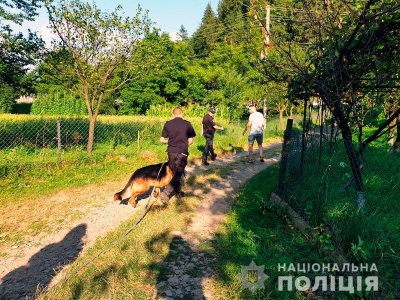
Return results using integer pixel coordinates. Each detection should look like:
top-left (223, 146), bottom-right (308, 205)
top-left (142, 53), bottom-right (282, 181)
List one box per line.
top-left (202, 134), bottom-right (215, 164)
top-left (164, 152), bottom-right (187, 197)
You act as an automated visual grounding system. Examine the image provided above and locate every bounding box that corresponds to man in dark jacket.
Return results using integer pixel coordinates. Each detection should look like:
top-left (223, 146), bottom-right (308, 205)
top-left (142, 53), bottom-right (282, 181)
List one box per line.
top-left (159, 107), bottom-right (196, 206)
top-left (201, 107), bottom-right (224, 165)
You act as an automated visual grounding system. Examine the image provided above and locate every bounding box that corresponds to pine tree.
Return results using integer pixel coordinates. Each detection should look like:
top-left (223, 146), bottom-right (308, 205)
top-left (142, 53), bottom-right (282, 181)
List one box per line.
top-left (217, 0), bottom-right (252, 45)
top-left (190, 4), bottom-right (221, 57)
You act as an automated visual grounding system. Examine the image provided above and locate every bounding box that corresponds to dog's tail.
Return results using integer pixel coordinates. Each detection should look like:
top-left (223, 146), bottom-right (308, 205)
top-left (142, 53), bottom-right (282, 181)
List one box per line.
top-left (113, 192), bottom-right (122, 201)
top-left (113, 185), bottom-right (132, 201)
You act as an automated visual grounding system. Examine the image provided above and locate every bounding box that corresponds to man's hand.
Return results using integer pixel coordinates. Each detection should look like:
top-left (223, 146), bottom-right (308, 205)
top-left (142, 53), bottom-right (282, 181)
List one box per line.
top-left (160, 137), bottom-right (168, 144)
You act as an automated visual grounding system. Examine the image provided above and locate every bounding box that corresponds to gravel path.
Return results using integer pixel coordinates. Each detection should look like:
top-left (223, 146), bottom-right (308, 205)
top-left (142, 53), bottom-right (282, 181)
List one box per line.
top-left (0, 143), bottom-right (282, 299)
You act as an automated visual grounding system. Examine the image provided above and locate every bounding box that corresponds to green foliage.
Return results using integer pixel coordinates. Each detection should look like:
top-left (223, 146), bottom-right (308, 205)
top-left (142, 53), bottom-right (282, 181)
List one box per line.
top-left (191, 3), bottom-right (221, 56)
top-left (43, 0), bottom-right (154, 154)
top-left (0, 84), bottom-right (16, 113)
top-left (316, 224), bottom-right (335, 252)
top-left (118, 31), bottom-right (191, 114)
top-left (217, 0), bottom-right (253, 45)
top-left (351, 236), bottom-right (373, 262)
top-left (31, 91), bottom-right (87, 116)
top-left (145, 103), bottom-right (231, 119)
top-left (0, 0), bottom-right (41, 26)
top-left (0, 31), bottom-right (44, 99)
top-left (11, 102), bottom-right (32, 114)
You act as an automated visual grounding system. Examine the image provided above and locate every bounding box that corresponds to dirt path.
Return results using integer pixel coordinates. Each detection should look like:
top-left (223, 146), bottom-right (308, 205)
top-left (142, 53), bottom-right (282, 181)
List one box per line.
top-left (0, 143), bottom-right (282, 299)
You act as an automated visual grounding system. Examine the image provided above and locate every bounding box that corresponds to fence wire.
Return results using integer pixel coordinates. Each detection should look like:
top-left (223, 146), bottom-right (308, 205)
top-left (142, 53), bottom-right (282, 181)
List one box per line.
top-left (278, 108), bottom-right (400, 298)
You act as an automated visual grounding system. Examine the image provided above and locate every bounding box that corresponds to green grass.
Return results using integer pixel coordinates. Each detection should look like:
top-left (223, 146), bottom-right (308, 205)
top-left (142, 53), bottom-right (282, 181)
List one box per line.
top-left (209, 164), bottom-right (325, 299)
top-left (280, 127), bottom-right (400, 299)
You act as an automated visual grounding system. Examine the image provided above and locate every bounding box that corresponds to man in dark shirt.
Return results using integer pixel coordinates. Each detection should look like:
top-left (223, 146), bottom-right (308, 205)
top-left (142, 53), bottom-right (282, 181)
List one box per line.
top-left (201, 107), bottom-right (224, 165)
top-left (159, 107), bottom-right (196, 206)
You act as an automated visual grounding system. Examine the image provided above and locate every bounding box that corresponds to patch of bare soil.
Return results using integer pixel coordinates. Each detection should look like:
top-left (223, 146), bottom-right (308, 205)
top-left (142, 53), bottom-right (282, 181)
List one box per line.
top-left (0, 143), bottom-right (282, 299)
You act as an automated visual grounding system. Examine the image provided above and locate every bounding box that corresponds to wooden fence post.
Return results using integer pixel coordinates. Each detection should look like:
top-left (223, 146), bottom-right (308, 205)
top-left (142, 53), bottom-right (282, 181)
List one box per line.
top-left (276, 118), bottom-right (293, 195)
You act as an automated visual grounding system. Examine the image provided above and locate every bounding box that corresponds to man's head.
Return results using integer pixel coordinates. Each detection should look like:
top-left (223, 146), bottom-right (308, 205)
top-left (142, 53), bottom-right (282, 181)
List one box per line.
top-left (208, 107), bottom-right (215, 115)
top-left (248, 104), bottom-right (257, 114)
top-left (172, 107), bottom-right (183, 118)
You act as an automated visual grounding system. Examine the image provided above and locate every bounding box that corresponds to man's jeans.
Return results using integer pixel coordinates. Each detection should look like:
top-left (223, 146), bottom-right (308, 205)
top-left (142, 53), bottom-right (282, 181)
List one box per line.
top-left (202, 134), bottom-right (215, 163)
top-left (163, 152), bottom-right (188, 197)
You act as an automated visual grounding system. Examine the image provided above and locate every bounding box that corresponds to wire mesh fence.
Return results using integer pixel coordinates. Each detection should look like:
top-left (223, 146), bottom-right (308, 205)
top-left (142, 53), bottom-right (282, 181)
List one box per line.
top-left (276, 109), bottom-right (400, 295)
top-left (0, 114), bottom-right (290, 153)
top-left (0, 116), bottom-right (165, 151)
top-left (0, 114), bottom-right (292, 185)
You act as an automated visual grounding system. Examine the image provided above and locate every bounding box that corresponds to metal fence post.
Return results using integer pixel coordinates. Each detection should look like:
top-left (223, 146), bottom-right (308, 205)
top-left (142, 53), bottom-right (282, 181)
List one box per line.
top-left (57, 119), bottom-right (61, 164)
top-left (138, 130), bottom-right (140, 152)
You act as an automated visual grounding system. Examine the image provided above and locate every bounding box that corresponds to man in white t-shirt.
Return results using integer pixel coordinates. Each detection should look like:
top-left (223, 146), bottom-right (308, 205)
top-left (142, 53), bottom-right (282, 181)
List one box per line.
top-left (242, 104), bottom-right (266, 163)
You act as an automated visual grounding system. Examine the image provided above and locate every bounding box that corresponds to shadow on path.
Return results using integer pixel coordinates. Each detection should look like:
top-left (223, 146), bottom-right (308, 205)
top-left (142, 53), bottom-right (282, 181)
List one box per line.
top-left (151, 235), bottom-right (214, 300)
top-left (0, 224), bottom-right (87, 299)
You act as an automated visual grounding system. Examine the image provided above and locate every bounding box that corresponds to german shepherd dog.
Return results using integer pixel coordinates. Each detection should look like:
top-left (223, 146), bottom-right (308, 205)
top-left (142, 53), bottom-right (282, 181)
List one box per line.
top-left (114, 162), bottom-right (173, 207)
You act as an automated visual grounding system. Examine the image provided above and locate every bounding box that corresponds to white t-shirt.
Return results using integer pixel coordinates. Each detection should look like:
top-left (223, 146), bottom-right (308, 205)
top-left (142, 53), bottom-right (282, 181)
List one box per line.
top-left (249, 111), bottom-right (265, 135)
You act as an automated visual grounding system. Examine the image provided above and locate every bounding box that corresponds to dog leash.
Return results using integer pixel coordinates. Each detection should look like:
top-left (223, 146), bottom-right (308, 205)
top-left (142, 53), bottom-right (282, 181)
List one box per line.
top-left (41, 162), bottom-right (166, 297)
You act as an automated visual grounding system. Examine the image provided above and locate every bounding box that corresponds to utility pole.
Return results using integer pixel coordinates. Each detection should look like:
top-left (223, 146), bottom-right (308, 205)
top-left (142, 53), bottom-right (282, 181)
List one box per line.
top-left (265, 5), bottom-right (270, 53)
top-left (263, 5), bottom-right (271, 118)
top-left (261, 5), bottom-right (271, 59)
top-left (249, 1), bottom-right (271, 117)
top-left (263, 5), bottom-right (271, 119)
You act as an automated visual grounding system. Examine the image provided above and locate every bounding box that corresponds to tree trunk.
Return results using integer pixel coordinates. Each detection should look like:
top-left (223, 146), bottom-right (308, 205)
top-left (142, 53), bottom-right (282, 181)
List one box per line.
top-left (279, 108), bottom-right (285, 130)
top-left (334, 103), bottom-right (365, 210)
top-left (387, 95), bottom-right (395, 145)
top-left (87, 116), bottom-right (96, 156)
top-left (390, 114), bottom-right (400, 154)
top-left (388, 121), bottom-right (395, 145)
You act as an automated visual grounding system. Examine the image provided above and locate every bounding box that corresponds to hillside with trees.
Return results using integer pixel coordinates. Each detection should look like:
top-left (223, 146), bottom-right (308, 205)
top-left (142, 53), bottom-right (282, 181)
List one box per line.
top-left (1, 1), bottom-right (399, 298)
top-left (2, 0), bottom-right (399, 150)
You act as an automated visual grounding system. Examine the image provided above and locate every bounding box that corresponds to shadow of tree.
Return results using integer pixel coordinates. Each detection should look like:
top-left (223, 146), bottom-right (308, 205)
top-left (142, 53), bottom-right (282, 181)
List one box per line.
top-left (0, 224), bottom-right (87, 299)
top-left (148, 235), bottom-right (212, 300)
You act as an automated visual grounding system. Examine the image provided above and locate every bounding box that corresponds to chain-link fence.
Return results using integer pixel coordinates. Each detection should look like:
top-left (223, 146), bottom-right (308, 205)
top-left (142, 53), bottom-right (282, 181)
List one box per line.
top-left (0, 114), bottom-right (292, 184)
top-left (276, 104), bottom-right (400, 226)
top-left (0, 116), bottom-right (165, 151)
top-left (275, 107), bottom-right (400, 297)
top-left (0, 114), bottom-right (289, 153)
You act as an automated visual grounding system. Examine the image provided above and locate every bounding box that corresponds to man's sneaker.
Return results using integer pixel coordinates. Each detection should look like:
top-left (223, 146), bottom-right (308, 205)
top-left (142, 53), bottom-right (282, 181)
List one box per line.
top-left (159, 192), bottom-right (170, 207)
top-left (211, 154), bottom-right (217, 161)
top-left (260, 157), bottom-right (265, 162)
top-left (202, 161), bottom-right (209, 166)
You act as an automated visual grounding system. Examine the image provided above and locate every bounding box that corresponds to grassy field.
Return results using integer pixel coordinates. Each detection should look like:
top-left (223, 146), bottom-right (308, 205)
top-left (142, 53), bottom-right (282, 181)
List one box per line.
top-left (2, 113), bottom-right (398, 299)
top-left (0, 114), bottom-right (285, 255)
